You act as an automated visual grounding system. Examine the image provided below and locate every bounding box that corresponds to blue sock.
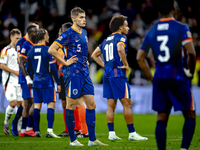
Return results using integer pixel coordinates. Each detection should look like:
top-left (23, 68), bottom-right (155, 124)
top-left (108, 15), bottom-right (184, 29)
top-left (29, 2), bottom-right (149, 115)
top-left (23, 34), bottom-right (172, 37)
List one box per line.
top-left (27, 115), bottom-right (34, 128)
top-left (65, 109), bottom-right (76, 142)
top-left (181, 118), bottom-right (196, 149)
top-left (47, 108), bottom-right (54, 129)
top-left (22, 117), bottom-right (28, 130)
top-left (127, 123), bottom-right (135, 133)
top-left (107, 123), bottom-right (114, 132)
top-left (86, 109), bottom-right (96, 141)
top-left (12, 105), bottom-right (23, 124)
top-left (155, 120), bottom-right (167, 150)
top-left (33, 109), bottom-right (40, 132)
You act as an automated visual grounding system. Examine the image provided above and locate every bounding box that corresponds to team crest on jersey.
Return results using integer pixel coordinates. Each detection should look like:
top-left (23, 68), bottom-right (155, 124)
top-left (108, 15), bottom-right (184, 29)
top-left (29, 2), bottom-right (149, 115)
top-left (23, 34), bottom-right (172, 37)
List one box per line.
top-left (73, 89), bottom-right (78, 95)
top-left (187, 31), bottom-right (192, 38)
top-left (120, 37), bottom-right (125, 42)
top-left (58, 36), bottom-right (63, 41)
top-left (21, 48), bottom-right (26, 53)
top-left (85, 36), bottom-right (88, 43)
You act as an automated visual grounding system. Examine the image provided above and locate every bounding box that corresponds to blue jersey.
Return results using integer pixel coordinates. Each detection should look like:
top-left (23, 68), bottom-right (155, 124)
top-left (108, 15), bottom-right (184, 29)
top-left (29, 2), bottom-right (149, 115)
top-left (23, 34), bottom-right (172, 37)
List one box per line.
top-left (19, 40), bottom-right (35, 84)
top-left (26, 44), bottom-right (60, 88)
top-left (16, 36), bottom-right (27, 52)
top-left (99, 32), bottom-right (127, 78)
top-left (140, 18), bottom-right (193, 83)
top-left (54, 27), bottom-right (89, 77)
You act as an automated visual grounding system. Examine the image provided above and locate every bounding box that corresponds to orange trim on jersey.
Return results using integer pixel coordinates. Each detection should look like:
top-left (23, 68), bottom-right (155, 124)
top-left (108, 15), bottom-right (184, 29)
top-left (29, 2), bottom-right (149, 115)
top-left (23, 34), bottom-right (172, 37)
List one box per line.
top-left (17, 50), bottom-right (20, 52)
top-left (4, 86), bottom-right (7, 95)
top-left (49, 60), bottom-right (56, 64)
top-left (71, 26), bottom-right (82, 34)
top-left (182, 38), bottom-right (193, 42)
top-left (160, 17), bottom-right (175, 22)
top-left (23, 36), bottom-right (27, 41)
top-left (190, 91), bottom-right (194, 111)
top-left (118, 42), bottom-right (125, 48)
top-left (67, 84), bottom-right (70, 97)
top-left (20, 54), bottom-right (27, 59)
top-left (112, 32), bottom-right (120, 35)
top-left (36, 44), bottom-right (45, 46)
top-left (1, 48), bottom-right (9, 56)
top-left (27, 39), bottom-right (35, 46)
top-left (30, 89), bottom-right (33, 98)
top-left (54, 41), bottom-right (63, 48)
top-left (124, 84), bottom-right (127, 98)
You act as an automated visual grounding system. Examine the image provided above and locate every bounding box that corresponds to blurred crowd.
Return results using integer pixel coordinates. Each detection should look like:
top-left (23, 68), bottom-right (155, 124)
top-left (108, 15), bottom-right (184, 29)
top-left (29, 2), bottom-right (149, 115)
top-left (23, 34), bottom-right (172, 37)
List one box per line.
top-left (0, 0), bottom-right (200, 85)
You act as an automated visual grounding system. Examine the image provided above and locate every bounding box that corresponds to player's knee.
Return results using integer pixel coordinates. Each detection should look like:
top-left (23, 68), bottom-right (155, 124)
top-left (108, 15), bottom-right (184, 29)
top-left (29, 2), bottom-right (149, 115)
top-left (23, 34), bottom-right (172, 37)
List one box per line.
top-left (87, 101), bottom-right (96, 109)
top-left (9, 100), bottom-right (17, 108)
top-left (183, 110), bottom-right (196, 119)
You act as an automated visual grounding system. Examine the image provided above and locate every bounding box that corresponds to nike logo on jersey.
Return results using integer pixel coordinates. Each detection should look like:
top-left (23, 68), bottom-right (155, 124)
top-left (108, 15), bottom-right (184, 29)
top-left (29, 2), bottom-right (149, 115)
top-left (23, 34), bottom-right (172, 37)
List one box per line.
top-left (75, 39), bottom-right (80, 42)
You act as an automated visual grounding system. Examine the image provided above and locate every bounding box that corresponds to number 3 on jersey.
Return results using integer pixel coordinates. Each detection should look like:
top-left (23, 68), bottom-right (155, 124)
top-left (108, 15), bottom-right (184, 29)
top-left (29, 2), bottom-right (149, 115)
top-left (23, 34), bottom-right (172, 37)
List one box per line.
top-left (157, 35), bottom-right (170, 62)
top-left (104, 43), bottom-right (113, 61)
top-left (34, 56), bottom-right (41, 73)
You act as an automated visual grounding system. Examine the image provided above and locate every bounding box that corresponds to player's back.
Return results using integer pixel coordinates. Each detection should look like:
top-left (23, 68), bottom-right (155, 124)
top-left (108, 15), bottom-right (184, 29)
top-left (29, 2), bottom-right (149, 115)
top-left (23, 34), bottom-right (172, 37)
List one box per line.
top-left (27, 44), bottom-right (54, 88)
top-left (142, 18), bottom-right (193, 81)
top-left (99, 33), bottom-right (127, 78)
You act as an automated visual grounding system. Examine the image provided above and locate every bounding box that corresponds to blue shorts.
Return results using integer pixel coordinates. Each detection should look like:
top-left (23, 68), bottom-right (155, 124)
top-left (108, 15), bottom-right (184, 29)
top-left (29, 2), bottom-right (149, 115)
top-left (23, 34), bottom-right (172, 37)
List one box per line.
top-left (103, 76), bottom-right (131, 99)
top-left (65, 76), bottom-right (94, 99)
top-left (153, 78), bottom-right (195, 112)
top-left (21, 83), bottom-right (33, 99)
top-left (33, 87), bottom-right (56, 104)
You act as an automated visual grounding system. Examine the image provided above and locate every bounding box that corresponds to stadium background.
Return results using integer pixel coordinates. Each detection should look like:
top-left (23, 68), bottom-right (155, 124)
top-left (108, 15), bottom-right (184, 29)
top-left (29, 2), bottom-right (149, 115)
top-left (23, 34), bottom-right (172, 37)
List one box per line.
top-left (0, 0), bottom-right (200, 114)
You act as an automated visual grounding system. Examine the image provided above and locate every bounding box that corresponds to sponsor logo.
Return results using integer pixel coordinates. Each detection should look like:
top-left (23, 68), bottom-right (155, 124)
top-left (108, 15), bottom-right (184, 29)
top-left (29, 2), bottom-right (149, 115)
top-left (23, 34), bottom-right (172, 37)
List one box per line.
top-left (120, 37), bottom-right (125, 42)
top-left (187, 31), bottom-right (192, 38)
top-left (57, 36), bottom-right (63, 41)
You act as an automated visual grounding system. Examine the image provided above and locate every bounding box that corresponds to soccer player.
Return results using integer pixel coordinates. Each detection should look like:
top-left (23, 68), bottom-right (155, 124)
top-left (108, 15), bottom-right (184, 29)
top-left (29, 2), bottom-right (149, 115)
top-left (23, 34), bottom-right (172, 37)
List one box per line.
top-left (18, 25), bottom-right (38, 137)
top-left (136, 0), bottom-right (196, 149)
top-left (48, 7), bottom-right (108, 147)
top-left (26, 29), bottom-right (71, 138)
top-left (11, 21), bottom-right (39, 136)
top-left (91, 15), bottom-right (148, 141)
top-left (0, 29), bottom-right (22, 135)
top-left (57, 22), bottom-right (88, 138)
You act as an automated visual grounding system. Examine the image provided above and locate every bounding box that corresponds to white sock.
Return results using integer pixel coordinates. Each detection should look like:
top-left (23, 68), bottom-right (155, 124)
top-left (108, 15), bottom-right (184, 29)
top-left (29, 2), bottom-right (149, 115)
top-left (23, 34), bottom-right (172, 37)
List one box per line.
top-left (4, 105), bottom-right (14, 124)
top-left (21, 129), bottom-right (25, 133)
top-left (47, 128), bottom-right (53, 133)
top-left (26, 127), bottom-right (33, 131)
top-left (17, 117), bottom-right (22, 132)
top-left (109, 131), bottom-right (116, 135)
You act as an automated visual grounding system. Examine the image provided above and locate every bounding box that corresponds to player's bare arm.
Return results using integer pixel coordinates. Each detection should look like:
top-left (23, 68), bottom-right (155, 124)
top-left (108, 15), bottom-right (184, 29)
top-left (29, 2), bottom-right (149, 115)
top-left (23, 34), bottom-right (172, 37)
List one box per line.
top-left (48, 42), bottom-right (78, 66)
top-left (19, 56), bottom-right (29, 77)
top-left (136, 49), bottom-right (153, 82)
top-left (91, 47), bottom-right (104, 68)
top-left (117, 42), bottom-right (129, 75)
top-left (184, 42), bottom-right (196, 75)
top-left (0, 63), bottom-right (19, 77)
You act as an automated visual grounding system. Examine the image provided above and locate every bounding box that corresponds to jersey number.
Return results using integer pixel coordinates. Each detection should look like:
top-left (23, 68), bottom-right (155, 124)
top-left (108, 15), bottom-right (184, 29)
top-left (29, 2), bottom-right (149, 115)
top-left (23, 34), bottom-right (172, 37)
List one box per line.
top-left (34, 56), bottom-right (41, 73)
top-left (157, 35), bottom-right (170, 62)
top-left (104, 43), bottom-right (113, 61)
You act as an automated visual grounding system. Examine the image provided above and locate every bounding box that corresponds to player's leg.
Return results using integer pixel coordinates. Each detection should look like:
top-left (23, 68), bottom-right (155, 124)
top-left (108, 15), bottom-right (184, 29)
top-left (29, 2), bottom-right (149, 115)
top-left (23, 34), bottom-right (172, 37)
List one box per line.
top-left (181, 110), bottom-right (196, 149)
top-left (83, 94), bottom-right (108, 146)
top-left (107, 98), bottom-right (121, 140)
top-left (33, 102), bottom-right (42, 137)
top-left (3, 84), bottom-right (17, 135)
top-left (75, 98), bottom-right (88, 138)
top-left (11, 85), bottom-right (23, 136)
top-left (155, 112), bottom-right (170, 150)
top-left (58, 75), bottom-right (69, 137)
top-left (19, 83), bottom-right (31, 136)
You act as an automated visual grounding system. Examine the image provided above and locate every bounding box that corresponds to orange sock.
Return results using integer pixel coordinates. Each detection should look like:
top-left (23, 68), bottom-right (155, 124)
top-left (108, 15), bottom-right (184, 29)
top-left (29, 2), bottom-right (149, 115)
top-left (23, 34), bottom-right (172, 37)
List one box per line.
top-left (63, 109), bottom-right (68, 133)
top-left (74, 107), bottom-right (81, 131)
top-left (77, 105), bottom-right (88, 134)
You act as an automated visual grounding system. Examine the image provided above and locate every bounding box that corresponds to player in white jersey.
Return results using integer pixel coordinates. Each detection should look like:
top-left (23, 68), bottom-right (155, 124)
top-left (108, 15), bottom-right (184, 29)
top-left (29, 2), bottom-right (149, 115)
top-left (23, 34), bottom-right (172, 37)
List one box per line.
top-left (0, 29), bottom-right (23, 135)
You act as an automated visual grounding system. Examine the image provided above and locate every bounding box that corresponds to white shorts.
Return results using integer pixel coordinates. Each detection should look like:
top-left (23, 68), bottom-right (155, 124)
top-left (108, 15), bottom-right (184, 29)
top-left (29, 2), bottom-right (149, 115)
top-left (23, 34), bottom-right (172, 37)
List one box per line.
top-left (4, 84), bottom-right (23, 101)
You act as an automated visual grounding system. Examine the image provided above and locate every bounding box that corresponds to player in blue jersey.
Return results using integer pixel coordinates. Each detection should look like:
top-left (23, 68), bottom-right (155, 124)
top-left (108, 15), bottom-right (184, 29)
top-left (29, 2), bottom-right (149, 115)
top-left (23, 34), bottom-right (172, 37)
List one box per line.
top-left (11, 21), bottom-right (39, 136)
top-left (26, 29), bottom-right (64, 138)
top-left (91, 15), bottom-right (148, 141)
top-left (48, 7), bottom-right (108, 147)
top-left (18, 25), bottom-right (38, 137)
top-left (136, 0), bottom-right (196, 150)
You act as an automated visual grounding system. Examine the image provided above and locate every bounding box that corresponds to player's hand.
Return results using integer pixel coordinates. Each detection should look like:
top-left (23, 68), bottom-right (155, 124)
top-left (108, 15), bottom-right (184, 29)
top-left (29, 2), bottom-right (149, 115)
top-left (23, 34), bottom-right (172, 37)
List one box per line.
top-left (56, 85), bottom-right (61, 93)
top-left (87, 60), bottom-right (90, 66)
top-left (25, 75), bottom-right (33, 89)
top-left (184, 68), bottom-right (193, 78)
top-left (13, 70), bottom-right (19, 77)
top-left (118, 65), bottom-right (129, 75)
top-left (65, 55), bottom-right (78, 66)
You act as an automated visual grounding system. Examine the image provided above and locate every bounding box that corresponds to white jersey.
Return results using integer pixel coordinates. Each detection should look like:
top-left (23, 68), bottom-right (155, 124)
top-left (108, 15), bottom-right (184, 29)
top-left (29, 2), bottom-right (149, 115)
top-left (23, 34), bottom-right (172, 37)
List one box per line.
top-left (0, 45), bottom-right (19, 86)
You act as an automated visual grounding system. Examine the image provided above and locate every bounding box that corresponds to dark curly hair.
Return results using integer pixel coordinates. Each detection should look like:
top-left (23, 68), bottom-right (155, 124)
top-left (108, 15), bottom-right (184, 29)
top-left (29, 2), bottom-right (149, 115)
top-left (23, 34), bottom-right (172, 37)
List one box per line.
top-left (109, 15), bottom-right (127, 33)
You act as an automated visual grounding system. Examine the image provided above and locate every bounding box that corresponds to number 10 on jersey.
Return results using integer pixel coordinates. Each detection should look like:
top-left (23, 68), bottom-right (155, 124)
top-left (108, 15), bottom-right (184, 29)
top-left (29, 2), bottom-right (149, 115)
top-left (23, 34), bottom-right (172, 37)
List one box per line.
top-left (104, 43), bottom-right (114, 61)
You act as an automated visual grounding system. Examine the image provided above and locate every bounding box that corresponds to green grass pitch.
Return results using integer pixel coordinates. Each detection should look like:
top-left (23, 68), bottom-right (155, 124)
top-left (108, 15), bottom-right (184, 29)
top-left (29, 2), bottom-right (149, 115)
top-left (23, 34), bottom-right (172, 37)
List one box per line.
top-left (0, 113), bottom-right (199, 150)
